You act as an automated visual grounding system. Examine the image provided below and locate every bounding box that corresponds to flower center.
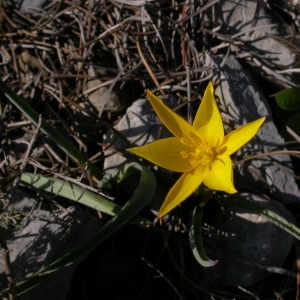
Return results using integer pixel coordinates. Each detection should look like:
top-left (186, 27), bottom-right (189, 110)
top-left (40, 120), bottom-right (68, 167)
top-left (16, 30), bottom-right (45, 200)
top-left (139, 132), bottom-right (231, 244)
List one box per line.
top-left (180, 133), bottom-right (217, 168)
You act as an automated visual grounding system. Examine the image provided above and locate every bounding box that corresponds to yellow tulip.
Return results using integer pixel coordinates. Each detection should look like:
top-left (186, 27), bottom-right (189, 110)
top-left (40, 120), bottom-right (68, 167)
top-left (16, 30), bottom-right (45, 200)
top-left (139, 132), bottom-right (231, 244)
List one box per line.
top-left (128, 82), bottom-right (265, 217)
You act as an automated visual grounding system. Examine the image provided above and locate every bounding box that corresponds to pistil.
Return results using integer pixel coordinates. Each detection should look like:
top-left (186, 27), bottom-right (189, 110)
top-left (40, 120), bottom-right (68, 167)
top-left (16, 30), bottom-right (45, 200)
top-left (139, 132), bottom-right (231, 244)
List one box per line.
top-left (180, 133), bottom-right (217, 167)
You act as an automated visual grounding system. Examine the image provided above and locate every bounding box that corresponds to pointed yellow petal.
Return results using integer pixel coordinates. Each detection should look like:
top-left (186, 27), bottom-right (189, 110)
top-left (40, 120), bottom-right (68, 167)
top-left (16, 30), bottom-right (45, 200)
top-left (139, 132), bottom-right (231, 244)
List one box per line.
top-left (193, 82), bottom-right (224, 147)
top-left (127, 137), bottom-right (195, 172)
top-left (158, 165), bottom-right (207, 217)
top-left (147, 90), bottom-right (197, 139)
top-left (203, 155), bottom-right (237, 194)
top-left (218, 117), bottom-right (266, 156)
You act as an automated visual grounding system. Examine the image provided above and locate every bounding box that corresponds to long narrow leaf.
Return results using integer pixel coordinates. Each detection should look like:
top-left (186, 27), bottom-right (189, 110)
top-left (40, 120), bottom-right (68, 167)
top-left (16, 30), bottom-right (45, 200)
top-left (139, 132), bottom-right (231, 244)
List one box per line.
top-left (20, 172), bottom-right (151, 227)
top-left (220, 195), bottom-right (300, 241)
top-left (0, 163), bottom-right (155, 297)
top-left (189, 206), bottom-right (218, 267)
top-left (0, 80), bottom-right (102, 179)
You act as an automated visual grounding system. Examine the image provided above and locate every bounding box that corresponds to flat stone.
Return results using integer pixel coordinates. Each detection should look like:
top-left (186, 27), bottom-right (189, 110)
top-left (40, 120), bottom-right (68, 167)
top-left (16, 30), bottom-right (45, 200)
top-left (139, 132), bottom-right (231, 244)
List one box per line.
top-left (83, 67), bottom-right (123, 115)
top-left (199, 193), bottom-right (295, 287)
top-left (0, 189), bottom-right (101, 300)
top-left (215, 0), bottom-right (297, 68)
top-left (14, 0), bottom-right (48, 10)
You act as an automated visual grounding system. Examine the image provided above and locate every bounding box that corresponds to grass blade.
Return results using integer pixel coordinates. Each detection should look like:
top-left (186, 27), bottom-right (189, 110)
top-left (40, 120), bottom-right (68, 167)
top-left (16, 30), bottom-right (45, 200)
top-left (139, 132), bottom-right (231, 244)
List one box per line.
top-left (20, 171), bottom-right (151, 227)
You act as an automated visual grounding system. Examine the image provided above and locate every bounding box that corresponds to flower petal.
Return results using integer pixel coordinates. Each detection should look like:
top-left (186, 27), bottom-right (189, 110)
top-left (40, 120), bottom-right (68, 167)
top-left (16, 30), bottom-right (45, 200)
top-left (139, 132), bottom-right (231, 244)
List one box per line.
top-left (218, 117), bottom-right (266, 156)
top-left (159, 164), bottom-right (207, 217)
top-left (147, 90), bottom-right (197, 139)
top-left (203, 155), bottom-right (237, 194)
top-left (127, 137), bottom-right (195, 172)
top-left (193, 82), bottom-right (224, 148)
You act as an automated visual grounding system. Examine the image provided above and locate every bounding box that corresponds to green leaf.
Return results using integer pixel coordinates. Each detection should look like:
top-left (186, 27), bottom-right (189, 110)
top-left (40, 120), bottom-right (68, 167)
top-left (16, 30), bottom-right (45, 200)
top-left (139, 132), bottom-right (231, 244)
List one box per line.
top-left (15, 224), bottom-right (24, 229)
top-left (1, 163), bottom-right (156, 297)
top-left (0, 221), bottom-right (8, 230)
top-left (21, 169), bottom-right (151, 227)
top-left (117, 163), bottom-right (140, 183)
top-left (275, 88), bottom-right (300, 110)
top-left (220, 195), bottom-right (300, 241)
top-left (193, 183), bottom-right (205, 199)
top-left (189, 206), bottom-right (218, 267)
top-left (97, 169), bottom-right (120, 190)
top-left (0, 80), bottom-right (102, 180)
top-left (8, 208), bottom-right (15, 217)
top-left (198, 188), bottom-right (213, 208)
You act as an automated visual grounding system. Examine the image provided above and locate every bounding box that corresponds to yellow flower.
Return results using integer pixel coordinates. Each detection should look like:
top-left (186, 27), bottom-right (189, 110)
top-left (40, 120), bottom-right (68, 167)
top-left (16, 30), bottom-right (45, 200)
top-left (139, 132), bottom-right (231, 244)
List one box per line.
top-left (128, 82), bottom-right (265, 217)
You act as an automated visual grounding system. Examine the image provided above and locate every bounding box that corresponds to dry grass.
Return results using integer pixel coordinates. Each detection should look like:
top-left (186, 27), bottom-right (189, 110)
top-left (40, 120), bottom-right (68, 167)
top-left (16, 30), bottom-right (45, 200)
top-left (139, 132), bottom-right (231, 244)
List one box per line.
top-left (0, 0), bottom-right (300, 299)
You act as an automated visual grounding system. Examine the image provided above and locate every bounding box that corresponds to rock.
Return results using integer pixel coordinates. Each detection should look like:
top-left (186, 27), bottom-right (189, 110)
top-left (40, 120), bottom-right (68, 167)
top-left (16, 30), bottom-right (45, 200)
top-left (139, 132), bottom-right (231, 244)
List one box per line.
top-left (14, 0), bottom-right (49, 10)
top-left (3, 131), bottom-right (65, 169)
top-left (215, 0), bottom-right (297, 69)
top-left (204, 54), bottom-right (300, 205)
top-left (269, 0), bottom-right (300, 28)
top-left (199, 193), bottom-right (295, 287)
top-left (83, 66), bottom-right (123, 116)
top-left (0, 189), bottom-right (101, 300)
top-left (103, 94), bottom-right (177, 171)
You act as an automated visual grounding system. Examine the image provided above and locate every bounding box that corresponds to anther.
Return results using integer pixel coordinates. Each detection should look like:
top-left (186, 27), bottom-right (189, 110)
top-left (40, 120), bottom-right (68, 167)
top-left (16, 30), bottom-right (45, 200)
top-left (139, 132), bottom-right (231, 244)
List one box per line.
top-left (180, 151), bottom-right (188, 158)
top-left (180, 137), bottom-right (195, 147)
top-left (191, 160), bottom-right (199, 168)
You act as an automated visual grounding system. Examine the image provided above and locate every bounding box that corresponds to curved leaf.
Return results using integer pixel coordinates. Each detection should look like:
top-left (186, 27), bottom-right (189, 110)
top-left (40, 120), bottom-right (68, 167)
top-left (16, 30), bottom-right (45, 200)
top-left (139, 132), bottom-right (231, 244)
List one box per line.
top-left (21, 168), bottom-right (152, 227)
top-left (220, 195), bottom-right (300, 241)
top-left (97, 169), bottom-right (120, 190)
top-left (189, 206), bottom-right (218, 267)
top-left (1, 164), bottom-right (155, 297)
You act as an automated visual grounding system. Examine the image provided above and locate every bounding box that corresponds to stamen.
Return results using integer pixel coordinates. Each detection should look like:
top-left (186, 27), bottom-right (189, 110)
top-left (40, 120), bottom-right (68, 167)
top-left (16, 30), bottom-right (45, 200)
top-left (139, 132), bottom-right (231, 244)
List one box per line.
top-left (191, 160), bottom-right (199, 168)
top-left (197, 149), bottom-right (211, 157)
top-left (201, 151), bottom-right (206, 157)
top-left (189, 152), bottom-right (197, 158)
top-left (189, 132), bottom-right (201, 144)
top-left (180, 134), bottom-right (217, 167)
top-left (180, 151), bottom-right (188, 158)
top-left (180, 137), bottom-right (195, 147)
